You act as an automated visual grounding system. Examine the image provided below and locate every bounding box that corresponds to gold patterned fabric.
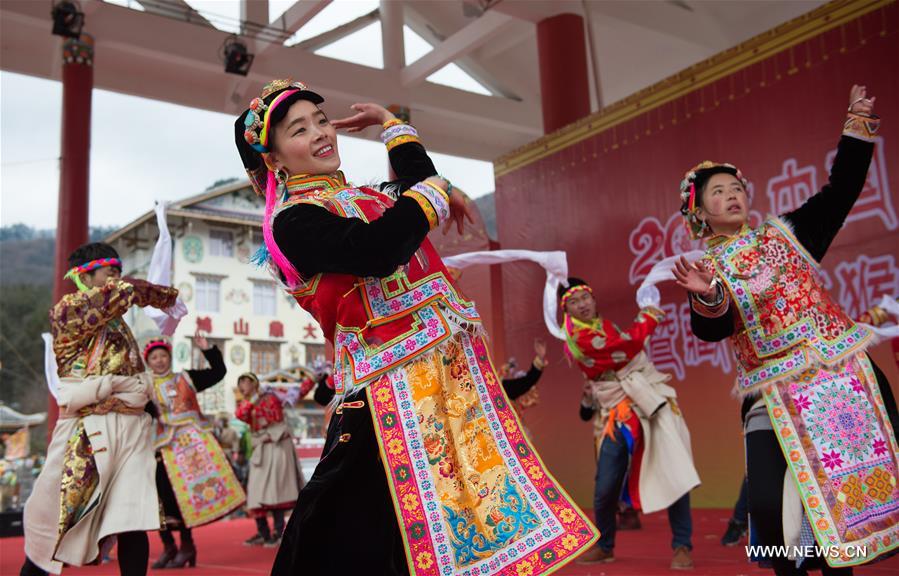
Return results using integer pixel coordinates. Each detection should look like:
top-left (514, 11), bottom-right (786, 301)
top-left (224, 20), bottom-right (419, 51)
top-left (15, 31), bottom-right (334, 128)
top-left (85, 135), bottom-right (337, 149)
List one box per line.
top-left (50, 278), bottom-right (178, 378)
top-left (368, 332), bottom-right (597, 575)
top-left (21, 278), bottom-right (176, 573)
top-left (58, 423), bottom-right (99, 538)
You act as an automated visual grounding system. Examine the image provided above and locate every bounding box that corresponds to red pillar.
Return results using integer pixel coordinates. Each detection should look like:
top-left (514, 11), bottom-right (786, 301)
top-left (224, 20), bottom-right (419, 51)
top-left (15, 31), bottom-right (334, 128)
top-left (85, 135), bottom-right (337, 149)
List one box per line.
top-left (49, 36), bottom-right (94, 436)
top-left (536, 14), bottom-right (591, 134)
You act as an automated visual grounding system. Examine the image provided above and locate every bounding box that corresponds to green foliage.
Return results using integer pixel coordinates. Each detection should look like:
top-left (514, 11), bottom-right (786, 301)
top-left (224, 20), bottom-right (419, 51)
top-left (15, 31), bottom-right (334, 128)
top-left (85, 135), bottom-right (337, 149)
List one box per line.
top-left (0, 284), bottom-right (52, 454)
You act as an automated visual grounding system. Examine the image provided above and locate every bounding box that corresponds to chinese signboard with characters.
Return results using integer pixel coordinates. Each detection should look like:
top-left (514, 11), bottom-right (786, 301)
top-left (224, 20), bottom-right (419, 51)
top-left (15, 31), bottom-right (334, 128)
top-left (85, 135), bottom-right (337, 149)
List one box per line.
top-left (494, 4), bottom-right (899, 507)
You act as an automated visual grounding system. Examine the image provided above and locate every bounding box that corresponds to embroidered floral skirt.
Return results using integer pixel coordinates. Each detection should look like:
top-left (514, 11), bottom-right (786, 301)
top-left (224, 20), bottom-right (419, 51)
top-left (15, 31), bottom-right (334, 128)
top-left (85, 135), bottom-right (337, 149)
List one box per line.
top-left (157, 424), bottom-right (246, 528)
top-left (273, 331), bottom-right (597, 576)
top-left (762, 352), bottom-right (899, 567)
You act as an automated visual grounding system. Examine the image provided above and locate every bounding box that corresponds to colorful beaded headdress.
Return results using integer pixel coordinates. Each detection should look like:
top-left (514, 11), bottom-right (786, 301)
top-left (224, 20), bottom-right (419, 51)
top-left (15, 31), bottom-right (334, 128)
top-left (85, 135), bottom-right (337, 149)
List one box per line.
top-left (237, 79), bottom-right (325, 290)
top-left (560, 284), bottom-right (593, 307)
top-left (242, 79), bottom-right (323, 155)
top-left (143, 338), bottom-right (172, 361)
top-left (678, 161), bottom-right (749, 239)
top-left (63, 257), bottom-right (122, 292)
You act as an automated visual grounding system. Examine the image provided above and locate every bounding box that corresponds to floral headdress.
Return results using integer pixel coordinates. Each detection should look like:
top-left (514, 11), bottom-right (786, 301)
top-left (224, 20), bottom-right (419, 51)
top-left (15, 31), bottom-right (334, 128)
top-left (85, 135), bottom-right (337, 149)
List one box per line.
top-left (678, 161), bottom-right (749, 239)
top-left (235, 79), bottom-right (324, 288)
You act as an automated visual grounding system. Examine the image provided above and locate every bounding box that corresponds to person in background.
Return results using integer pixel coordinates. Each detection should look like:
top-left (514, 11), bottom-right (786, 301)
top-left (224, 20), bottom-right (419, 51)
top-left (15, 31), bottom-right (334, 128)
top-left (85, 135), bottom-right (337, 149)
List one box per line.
top-left (563, 277), bottom-right (699, 570)
top-left (144, 331), bottom-right (244, 569)
top-left (235, 373), bottom-right (300, 548)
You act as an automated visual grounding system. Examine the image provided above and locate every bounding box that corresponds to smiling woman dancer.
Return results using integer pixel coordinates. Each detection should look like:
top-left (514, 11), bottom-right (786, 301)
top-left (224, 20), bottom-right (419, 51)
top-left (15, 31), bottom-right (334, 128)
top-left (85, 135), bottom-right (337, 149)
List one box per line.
top-left (233, 79), bottom-right (598, 576)
top-left (674, 85), bottom-right (899, 575)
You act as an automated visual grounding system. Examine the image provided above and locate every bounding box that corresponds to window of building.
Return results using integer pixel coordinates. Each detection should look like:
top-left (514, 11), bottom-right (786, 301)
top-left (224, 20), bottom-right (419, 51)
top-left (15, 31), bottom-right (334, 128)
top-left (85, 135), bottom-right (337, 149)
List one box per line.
top-left (304, 343), bottom-right (326, 367)
top-left (250, 341), bottom-right (280, 377)
top-left (209, 229), bottom-right (234, 257)
top-left (194, 276), bottom-right (221, 313)
top-left (253, 281), bottom-right (277, 316)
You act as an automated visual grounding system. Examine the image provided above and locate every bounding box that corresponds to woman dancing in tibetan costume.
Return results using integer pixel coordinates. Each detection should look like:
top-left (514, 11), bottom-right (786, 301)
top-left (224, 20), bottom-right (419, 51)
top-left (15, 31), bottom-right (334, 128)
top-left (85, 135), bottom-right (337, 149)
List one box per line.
top-left (674, 85), bottom-right (899, 574)
top-left (233, 79), bottom-right (597, 576)
top-left (144, 332), bottom-right (245, 569)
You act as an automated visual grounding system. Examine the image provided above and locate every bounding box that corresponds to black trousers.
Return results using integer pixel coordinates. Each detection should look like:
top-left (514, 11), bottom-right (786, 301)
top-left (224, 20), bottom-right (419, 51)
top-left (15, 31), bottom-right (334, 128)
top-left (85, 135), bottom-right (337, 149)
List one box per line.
top-left (155, 453), bottom-right (183, 523)
top-left (271, 393), bottom-right (408, 576)
top-left (21, 532), bottom-right (149, 576)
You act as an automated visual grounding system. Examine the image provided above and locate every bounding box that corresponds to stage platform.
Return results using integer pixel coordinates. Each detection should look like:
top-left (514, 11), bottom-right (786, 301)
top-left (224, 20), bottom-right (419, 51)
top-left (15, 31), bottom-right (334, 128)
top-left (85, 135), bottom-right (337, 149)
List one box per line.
top-left (2, 510), bottom-right (896, 575)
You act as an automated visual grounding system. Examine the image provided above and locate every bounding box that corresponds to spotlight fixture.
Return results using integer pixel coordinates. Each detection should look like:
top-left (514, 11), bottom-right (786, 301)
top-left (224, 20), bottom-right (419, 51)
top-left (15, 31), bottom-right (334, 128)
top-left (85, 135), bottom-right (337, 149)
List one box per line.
top-left (51, 0), bottom-right (85, 39)
top-left (221, 35), bottom-right (254, 77)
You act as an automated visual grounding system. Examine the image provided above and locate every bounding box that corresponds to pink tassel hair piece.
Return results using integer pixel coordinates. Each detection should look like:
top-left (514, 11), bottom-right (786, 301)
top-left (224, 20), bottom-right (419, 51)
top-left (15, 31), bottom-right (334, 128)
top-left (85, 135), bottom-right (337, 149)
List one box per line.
top-left (262, 170), bottom-right (302, 287)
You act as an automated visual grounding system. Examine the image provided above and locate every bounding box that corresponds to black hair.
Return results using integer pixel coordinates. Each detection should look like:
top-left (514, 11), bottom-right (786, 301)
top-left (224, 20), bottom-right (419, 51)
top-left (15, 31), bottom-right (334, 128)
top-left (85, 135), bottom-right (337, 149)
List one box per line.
top-left (234, 89), bottom-right (324, 172)
top-left (692, 165), bottom-right (739, 208)
top-left (67, 242), bottom-right (120, 270)
top-left (558, 277), bottom-right (590, 301)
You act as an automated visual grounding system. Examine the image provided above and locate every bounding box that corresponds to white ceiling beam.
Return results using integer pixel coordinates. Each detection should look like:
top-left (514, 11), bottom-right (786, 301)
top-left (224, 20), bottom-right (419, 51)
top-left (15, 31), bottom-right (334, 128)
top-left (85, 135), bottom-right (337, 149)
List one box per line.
top-left (491, 0), bottom-right (584, 23)
top-left (401, 10), bottom-right (514, 87)
top-left (380, 0), bottom-right (404, 73)
top-left (0, 0), bottom-right (539, 160)
top-left (257, 0), bottom-right (331, 56)
top-left (586, 1), bottom-right (727, 50)
top-left (133, 0), bottom-right (214, 28)
top-left (474, 19), bottom-right (532, 60)
top-left (404, 4), bottom-right (527, 102)
top-left (240, 0), bottom-right (269, 35)
top-left (295, 8), bottom-right (378, 52)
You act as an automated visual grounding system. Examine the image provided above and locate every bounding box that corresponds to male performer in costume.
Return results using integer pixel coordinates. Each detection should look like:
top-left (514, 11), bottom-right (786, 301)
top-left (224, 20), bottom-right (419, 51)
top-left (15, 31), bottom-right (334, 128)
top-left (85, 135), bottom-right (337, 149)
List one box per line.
top-left (561, 278), bottom-right (700, 569)
top-left (21, 242), bottom-right (179, 576)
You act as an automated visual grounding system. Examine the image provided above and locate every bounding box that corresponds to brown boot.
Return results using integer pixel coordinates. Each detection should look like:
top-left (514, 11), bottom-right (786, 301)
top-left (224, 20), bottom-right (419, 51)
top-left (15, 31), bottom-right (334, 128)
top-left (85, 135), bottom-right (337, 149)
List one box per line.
top-left (670, 546), bottom-right (693, 570)
top-left (576, 546), bottom-right (615, 564)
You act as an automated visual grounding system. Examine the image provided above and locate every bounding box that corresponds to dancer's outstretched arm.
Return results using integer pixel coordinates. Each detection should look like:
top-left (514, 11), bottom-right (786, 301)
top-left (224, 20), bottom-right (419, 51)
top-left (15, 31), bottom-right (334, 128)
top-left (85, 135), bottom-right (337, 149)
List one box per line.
top-left (782, 85), bottom-right (877, 262)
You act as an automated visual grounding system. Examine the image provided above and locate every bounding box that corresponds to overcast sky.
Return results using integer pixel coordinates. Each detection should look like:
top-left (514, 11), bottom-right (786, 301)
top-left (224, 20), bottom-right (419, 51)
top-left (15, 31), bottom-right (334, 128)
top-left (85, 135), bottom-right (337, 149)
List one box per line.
top-left (0, 0), bottom-right (496, 229)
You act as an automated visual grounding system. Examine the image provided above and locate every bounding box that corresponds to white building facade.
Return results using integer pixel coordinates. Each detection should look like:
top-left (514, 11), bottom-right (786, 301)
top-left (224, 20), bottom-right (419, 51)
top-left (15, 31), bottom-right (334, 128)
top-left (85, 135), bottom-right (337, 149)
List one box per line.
top-left (106, 181), bottom-right (327, 415)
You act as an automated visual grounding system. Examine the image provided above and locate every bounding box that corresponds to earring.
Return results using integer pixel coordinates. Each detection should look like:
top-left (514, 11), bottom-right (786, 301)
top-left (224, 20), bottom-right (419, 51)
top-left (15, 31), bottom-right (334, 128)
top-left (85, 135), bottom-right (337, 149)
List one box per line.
top-left (275, 167), bottom-right (289, 186)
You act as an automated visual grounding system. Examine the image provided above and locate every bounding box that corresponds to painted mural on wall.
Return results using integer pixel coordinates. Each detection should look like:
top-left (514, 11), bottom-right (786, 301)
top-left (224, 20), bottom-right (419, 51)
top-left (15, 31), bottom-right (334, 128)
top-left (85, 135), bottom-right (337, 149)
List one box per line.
top-left (182, 236), bottom-right (203, 263)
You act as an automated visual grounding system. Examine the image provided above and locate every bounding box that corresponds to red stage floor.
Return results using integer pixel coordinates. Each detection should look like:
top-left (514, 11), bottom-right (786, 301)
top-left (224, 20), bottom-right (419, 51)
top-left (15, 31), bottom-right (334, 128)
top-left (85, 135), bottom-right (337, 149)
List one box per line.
top-left (2, 510), bottom-right (896, 575)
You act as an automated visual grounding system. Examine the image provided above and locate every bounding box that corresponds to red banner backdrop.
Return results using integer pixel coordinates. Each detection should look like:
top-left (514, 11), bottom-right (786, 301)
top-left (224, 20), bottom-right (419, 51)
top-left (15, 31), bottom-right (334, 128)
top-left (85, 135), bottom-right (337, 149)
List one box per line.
top-left (493, 0), bottom-right (899, 508)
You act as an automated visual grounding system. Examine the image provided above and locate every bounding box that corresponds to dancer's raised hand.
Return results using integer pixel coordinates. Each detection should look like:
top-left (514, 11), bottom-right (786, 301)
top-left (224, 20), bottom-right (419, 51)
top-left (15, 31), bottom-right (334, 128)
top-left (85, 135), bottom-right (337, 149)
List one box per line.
top-left (331, 103), bottom-right (395, 133)
top-left (848, 85), bottom-right (876, 116)
top-left (533, 339), bottom-right (547, 364)
top-left (673, 256), bottom-right (716, 299)
top-left (424, 176), bottom-right (475, 236)
top-left (193, 328), bottom-right (210, 351)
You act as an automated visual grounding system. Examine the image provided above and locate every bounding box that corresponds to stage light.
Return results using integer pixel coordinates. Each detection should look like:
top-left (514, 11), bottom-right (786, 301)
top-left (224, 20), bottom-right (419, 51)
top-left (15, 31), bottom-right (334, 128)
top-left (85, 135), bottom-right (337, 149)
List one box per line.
top-left (51, 0), bottom-right (84, 39)
top-left (221, 35), bottom-right (254, 77)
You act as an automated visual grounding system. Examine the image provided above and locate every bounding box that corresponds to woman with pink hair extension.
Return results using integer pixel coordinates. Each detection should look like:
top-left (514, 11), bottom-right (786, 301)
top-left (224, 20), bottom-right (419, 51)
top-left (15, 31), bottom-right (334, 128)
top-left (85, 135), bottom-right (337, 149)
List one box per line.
top-left (234, 79), bottom-right (600, 576)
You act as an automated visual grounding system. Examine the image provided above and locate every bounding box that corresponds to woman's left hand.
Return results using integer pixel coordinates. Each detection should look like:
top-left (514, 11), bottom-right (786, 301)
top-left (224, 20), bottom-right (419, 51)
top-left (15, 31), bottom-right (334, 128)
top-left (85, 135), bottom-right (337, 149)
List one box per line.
top-left (193, 327), bottom-right (209, 351)
top-left (848, 85), bottom-right (876, 116)
top-left (444, 189), bottom-right (476, 235)
top-left (331, 103), bottom-right (395, 133)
